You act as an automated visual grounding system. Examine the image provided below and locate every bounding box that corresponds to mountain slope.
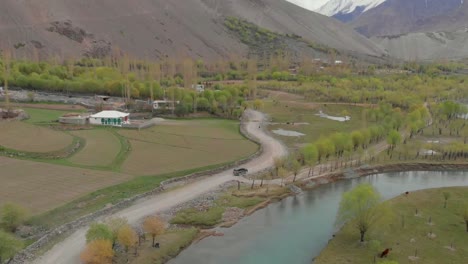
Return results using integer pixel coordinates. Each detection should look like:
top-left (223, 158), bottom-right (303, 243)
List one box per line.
top-left (351, 0), bottom-right (467, 37)
top-left (0, 0), bottom-right (385, 60)
top-left (373, 30), bottom-right (468, 60)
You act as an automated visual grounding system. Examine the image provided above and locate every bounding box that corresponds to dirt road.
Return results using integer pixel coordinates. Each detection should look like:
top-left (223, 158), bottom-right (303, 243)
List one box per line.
top-left (32, 110), bottom-right (287, 264)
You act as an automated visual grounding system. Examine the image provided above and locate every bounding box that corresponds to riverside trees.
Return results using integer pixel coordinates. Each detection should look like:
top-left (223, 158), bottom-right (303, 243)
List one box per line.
top-left (337, 184), bottom-right (388, 242)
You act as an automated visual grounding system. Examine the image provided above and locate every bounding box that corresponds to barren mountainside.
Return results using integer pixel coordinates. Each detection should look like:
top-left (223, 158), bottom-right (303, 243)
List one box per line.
top-left (0, 0), bottom-right (385, 60)
top-left (351, 0), bottom-right (468, 37)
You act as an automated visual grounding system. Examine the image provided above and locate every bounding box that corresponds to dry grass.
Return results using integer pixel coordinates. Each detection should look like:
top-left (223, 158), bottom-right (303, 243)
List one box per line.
top-left (0, 121), bottom-right (73, 152)
top-left (69, 129), bottom-right (121, 166)
top-left (0, 156), bottom-right (133, 214)
top-left (120, 120), bottom-right (257, 176)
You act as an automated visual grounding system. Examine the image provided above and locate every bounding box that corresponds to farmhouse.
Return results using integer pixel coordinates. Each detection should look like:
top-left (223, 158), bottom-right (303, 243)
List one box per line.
top-left (90, 110), bottom-right (130, 127)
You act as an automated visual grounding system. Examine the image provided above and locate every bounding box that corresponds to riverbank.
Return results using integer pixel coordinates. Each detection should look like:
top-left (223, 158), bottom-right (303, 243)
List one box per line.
top-left (142, 162), bottom-right (468, 264)
top-left (124, 182), bottom-right (292, 264)
top-left (314, 187), bottom-right (468, 264)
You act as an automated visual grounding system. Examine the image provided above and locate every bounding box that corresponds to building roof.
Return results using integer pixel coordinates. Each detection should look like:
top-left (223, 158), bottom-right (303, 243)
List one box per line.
top-left (91, 111), bottom-right (129, 118)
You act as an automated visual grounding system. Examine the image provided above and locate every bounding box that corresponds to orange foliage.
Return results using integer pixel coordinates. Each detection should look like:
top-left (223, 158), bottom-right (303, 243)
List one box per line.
top-left (80, 240), bottom-right (114, 264)
top-left (117, 224), bottom-right (138, 252)
top-left (143, 216), bottom-right (166, 246)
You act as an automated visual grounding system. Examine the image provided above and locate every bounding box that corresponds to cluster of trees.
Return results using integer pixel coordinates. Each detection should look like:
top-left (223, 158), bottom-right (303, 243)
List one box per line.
top-left (296, 104), bottom-right (424, 174)
top-left (261, 74), bottom-right (468, 110)
top-left (81, 216), bottom-right (165, 264)
top-left (0, 203), bottom-right (28, 263)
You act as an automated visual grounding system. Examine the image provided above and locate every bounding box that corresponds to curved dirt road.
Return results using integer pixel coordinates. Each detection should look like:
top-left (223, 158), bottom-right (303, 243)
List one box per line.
top-left (33, 110), bottom-right (287, 264)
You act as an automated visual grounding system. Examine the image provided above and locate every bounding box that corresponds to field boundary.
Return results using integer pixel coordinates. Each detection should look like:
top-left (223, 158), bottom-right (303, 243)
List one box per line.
top-left (12, 114), bottom-right (264, 264)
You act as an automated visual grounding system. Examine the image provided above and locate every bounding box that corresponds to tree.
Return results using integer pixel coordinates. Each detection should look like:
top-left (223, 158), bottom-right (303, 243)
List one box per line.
top-left (0, 230), bottom-right (22, 263)
top-left (463, 205), bottom-right (468, 232)
top-left (302, 144), bottom-right (318, 177)
top-left (86, 223), bottom-right (113, 243)
top-left (105, 217), bottom-right (128, 249)
top-left (117, 224), bottom-right (138, 256)
top-left (2, 50), bottom-right (11, 110)
top-left (273, 157), bottom-right (286, 177)
top-left (253, 99), bottom-right (264, 110)
top-left (1, 203), bottom-right (28, 232)
top-left (80, 240), bottom-right (114, 264)
top-left (286, 156), bottom-right (301, 182)
top-left (337, 184), bottom-right (385, 242)
top-left (443, 192), bottom-right (451, 208)
top-left (143, 216), bottom-right (165, 247)
top-left (387, 130), bottom-right (401, 150)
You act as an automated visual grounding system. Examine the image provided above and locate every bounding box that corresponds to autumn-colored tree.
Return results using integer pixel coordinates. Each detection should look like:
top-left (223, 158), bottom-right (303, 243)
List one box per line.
top-left (117, 224), bottom-right (138, 256)
top-left (80, 240), bottom-right (114, 264)
top-left (105, 217), bottom-right (128, 248)
top-left (143, 216), bottom-right (166, 247)
top-left (0, 203), bottom-right (28, 232)
top-left (85, 223), bottom-right (113, 243)
top-left (0, 230), bottom-right (22, 263)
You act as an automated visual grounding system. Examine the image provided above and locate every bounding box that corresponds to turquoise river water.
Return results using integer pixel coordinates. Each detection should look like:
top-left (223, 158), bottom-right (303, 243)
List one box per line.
top-left (169, 171), bottom-right (468, 264)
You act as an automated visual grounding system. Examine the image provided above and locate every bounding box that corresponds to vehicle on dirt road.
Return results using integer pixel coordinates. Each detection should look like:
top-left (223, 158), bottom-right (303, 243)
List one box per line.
top-left (233, 168), bottom-right (248, 176)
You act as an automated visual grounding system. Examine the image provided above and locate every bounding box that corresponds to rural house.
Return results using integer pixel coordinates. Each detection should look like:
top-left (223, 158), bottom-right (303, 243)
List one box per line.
top-left (90, 110), bottom-right (130, 127)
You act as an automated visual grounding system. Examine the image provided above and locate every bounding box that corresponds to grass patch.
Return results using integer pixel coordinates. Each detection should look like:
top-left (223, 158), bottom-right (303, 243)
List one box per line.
top-left (216, 194), bottom-right (265, 209)
top-left (23, 107), bottom-right (81, 124)
top-left (262, 101), bottom-right (368, 148)
top-left (126, 228), bottom-right (199, 264)
top-left (69, 129), bottom-right (122, 167)
top-left (170, 207), bottom-right (225, 227)
top-left (0, 121), bottom-right (74, 153)
top-left (119, 119), bottom-right (258, 175)
top-left (315, 187), bottom-right (468, 264)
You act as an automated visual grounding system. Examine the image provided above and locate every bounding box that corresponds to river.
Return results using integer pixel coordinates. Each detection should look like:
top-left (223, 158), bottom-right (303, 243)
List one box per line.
top-left (169, 170), bottom-right (468, 264)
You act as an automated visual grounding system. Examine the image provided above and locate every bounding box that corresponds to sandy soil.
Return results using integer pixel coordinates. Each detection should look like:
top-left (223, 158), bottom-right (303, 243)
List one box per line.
top-left (32, 110), bottom-right (287, 264)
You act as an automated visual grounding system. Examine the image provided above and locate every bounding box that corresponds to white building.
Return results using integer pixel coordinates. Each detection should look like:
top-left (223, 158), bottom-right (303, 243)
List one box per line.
top-left (90, 111), bottom-right (130, 127)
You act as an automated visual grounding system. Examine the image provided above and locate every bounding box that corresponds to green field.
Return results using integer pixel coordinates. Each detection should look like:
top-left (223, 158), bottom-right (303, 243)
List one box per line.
top-left (0, 108), bottom-right (258, 222)
top-left (23, 108), bottom-right (73, 124)
top-left (263, 100), bottom-right (368, 148)
top-left (119, 120), bottom-right (258, 176)
top-left (315, 187), bottom-right (468, 264)
top-left (69, 129), bottom-right (122, 167)
top-left (0, 121), bottom-right (73, 153)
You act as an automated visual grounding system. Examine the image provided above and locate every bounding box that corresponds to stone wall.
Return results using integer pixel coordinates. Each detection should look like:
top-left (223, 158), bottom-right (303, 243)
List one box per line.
top-left (12, 112), bottom-right (264, 264)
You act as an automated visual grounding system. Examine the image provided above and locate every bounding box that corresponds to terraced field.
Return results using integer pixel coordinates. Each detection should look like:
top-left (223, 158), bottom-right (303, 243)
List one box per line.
top-left (119, 120), bottom-right (258, 175)
top-left (0, 121), bottom-right (73, 153)
top-left (69, 129), bottom-right (122, 167)
top-left (0, 156), bottom-right (133, 214)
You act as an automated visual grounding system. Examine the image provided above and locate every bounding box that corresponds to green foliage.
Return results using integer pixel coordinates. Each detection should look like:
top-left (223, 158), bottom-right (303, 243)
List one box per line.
top-left (170, 207), bottom-right (224, 227)
top-left (85, 223), bottom-right (113, 243)
top-left (0, 230), bottom-right (22, 263)
top-left (224, 17), bottom-right (279, 48)
top-left (337, 184), bottom-right (386, 242)
top-left (0, 203), bottom-right (28, 232)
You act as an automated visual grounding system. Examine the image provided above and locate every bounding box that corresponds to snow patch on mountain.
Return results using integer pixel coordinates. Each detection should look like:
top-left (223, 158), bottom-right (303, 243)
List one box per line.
top-left (316, 0), bottom-right (386, 16)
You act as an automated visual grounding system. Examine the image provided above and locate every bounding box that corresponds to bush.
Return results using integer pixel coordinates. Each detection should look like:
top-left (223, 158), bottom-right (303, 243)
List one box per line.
top-left (170, 207), bottom-right (224, 227)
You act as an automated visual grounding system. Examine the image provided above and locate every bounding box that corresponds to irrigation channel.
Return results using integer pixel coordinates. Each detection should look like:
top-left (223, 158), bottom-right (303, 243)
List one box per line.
top-left (169, 170), bottom-right (468, 264)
